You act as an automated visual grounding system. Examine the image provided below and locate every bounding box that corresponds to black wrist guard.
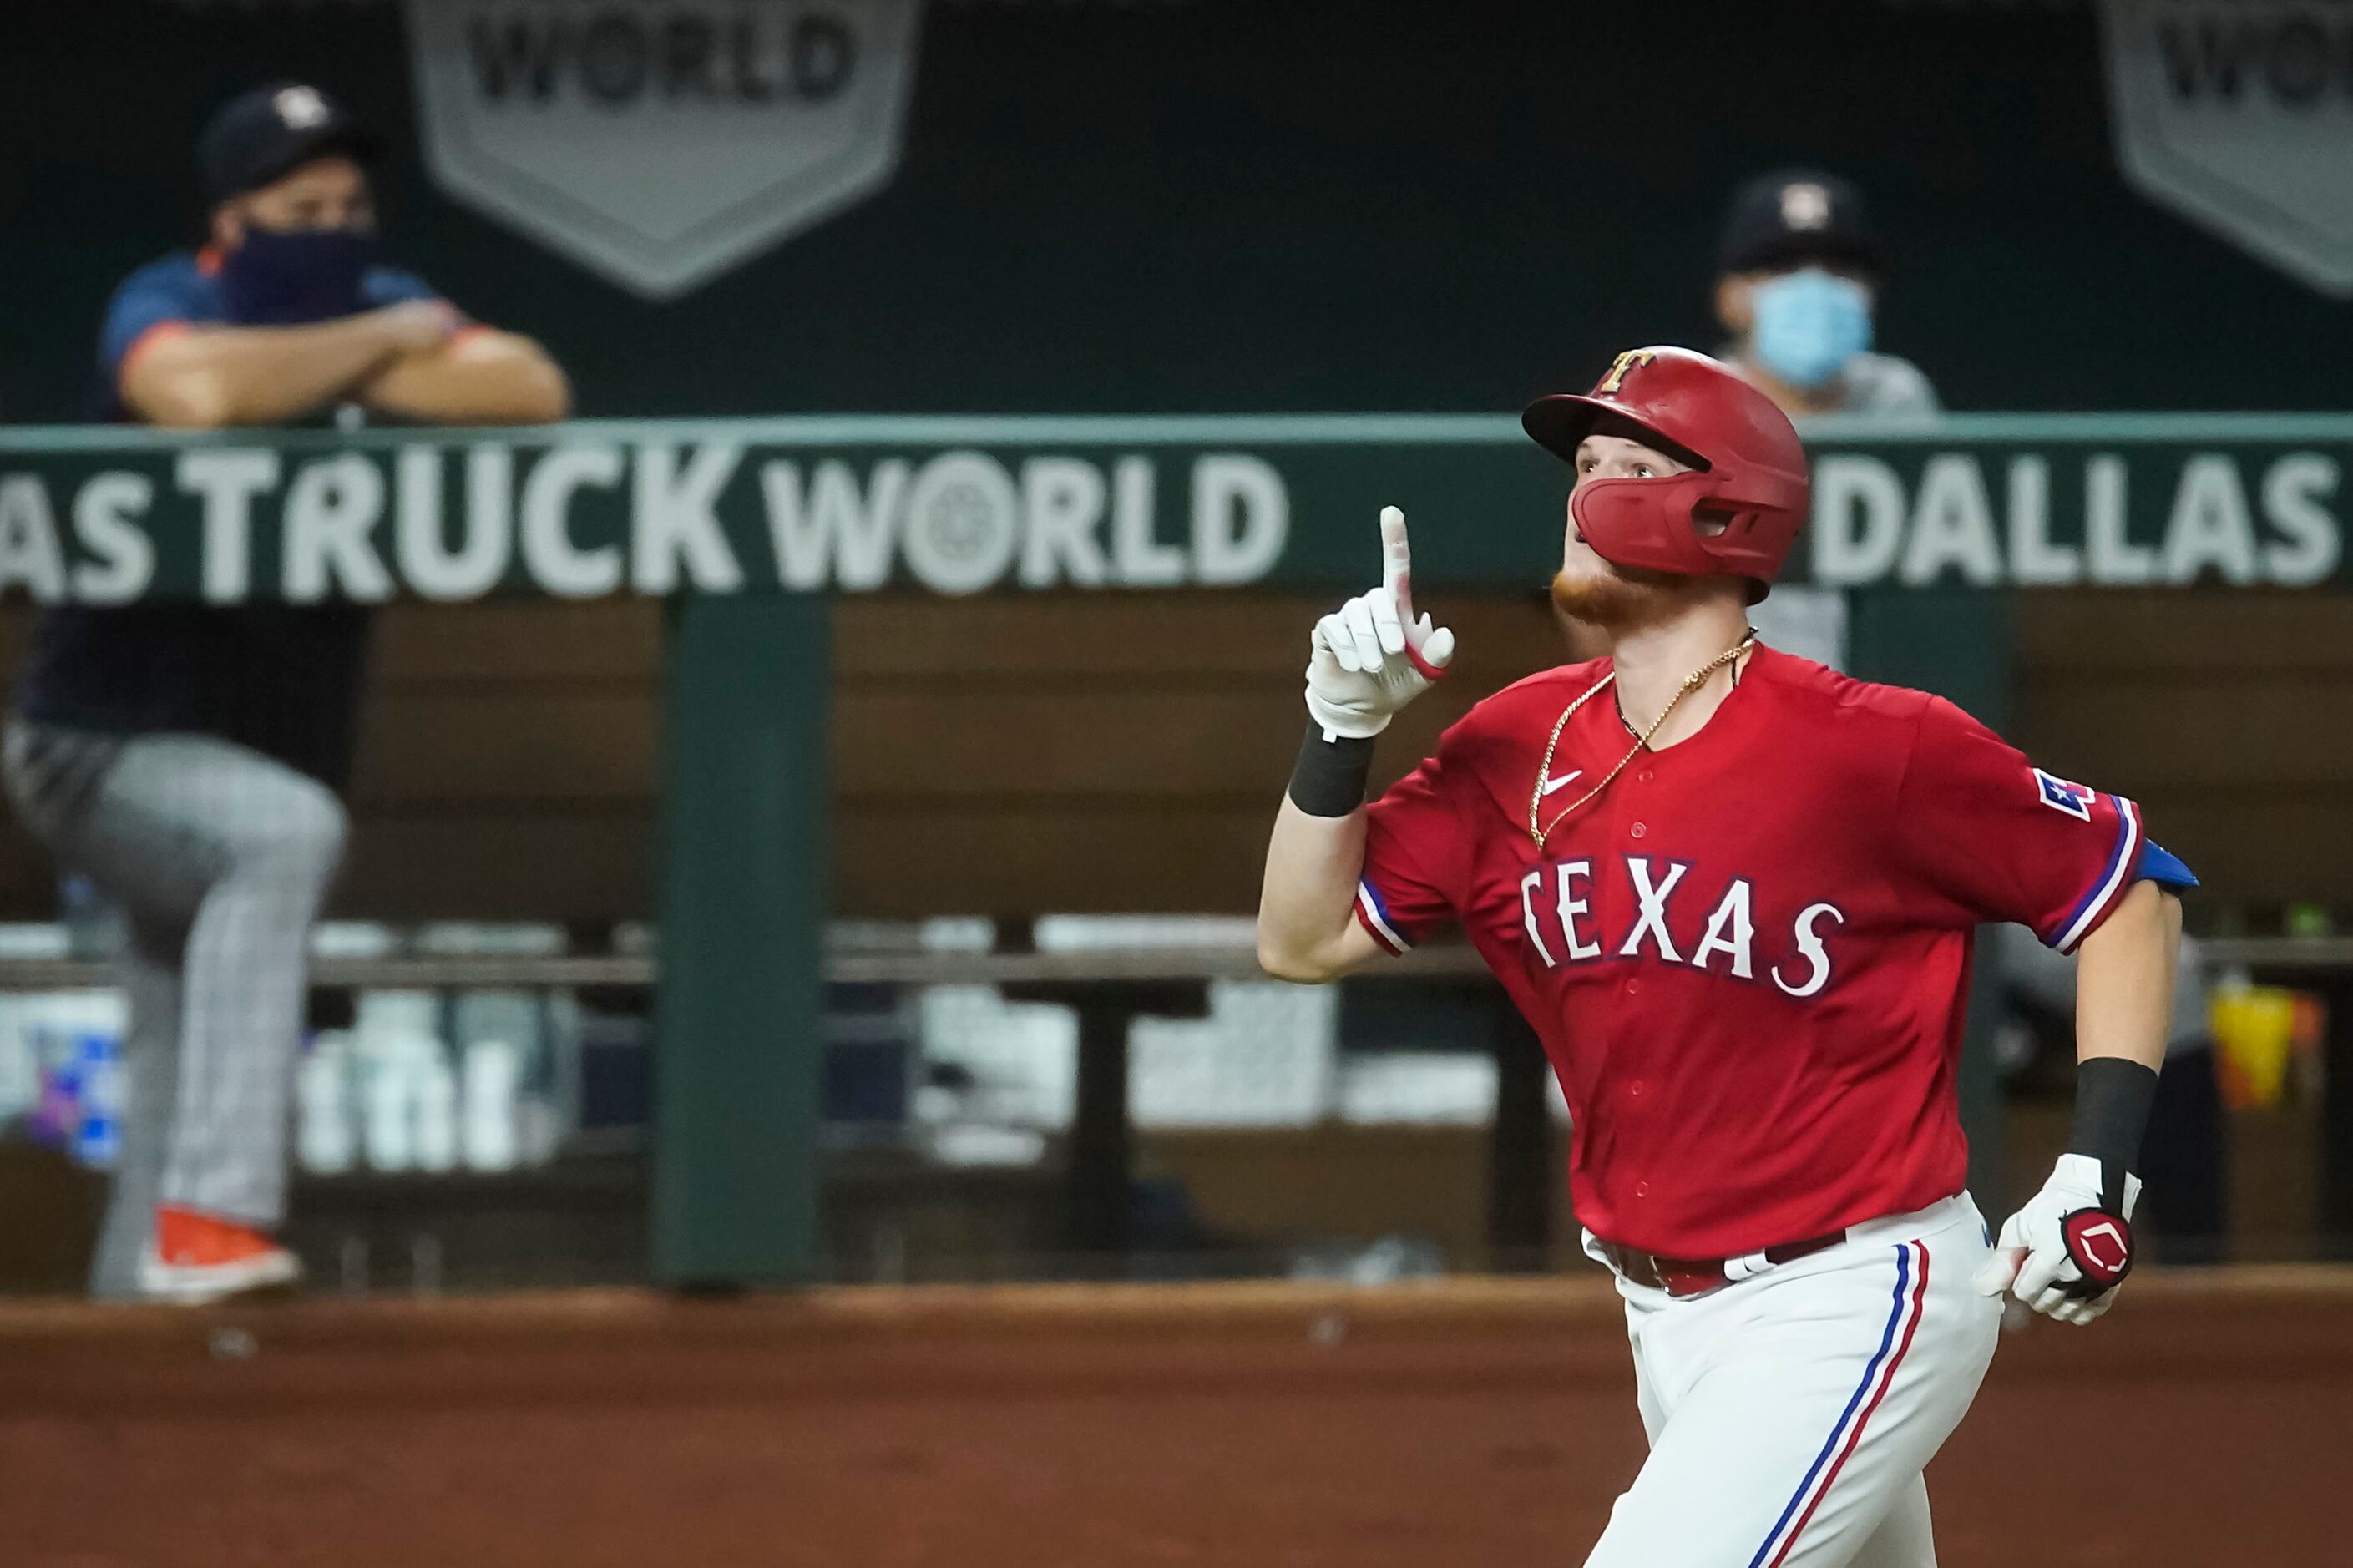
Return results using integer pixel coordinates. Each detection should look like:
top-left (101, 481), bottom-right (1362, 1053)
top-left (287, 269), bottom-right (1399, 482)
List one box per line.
top-left (1288, 723), bottom-right (1374, 817)
top-left (2067, 1057), bottom-right (2159, 1191)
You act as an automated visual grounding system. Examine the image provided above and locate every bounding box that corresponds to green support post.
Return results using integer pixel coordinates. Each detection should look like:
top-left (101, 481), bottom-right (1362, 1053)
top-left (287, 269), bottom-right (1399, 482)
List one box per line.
top-left (651, 591), bottom-right (832, 1287)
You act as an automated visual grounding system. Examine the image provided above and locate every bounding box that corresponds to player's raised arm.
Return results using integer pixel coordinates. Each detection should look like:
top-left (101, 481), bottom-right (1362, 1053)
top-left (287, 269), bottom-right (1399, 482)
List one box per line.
top-left (1257, 507), bottom-right (1454, 983)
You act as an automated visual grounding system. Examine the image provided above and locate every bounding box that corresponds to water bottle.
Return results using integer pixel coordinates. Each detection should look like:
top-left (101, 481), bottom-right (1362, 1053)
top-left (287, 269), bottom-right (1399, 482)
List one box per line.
top-left (462, 1038), bottom-right (521, 1171)
top-left (297, 1031), bottom-right (357, 1174)
top-left (355, 992), bottom-right (440, 1173)
top-left (70, 1030), bottom-right (121, 1169)
top-left (413, 1050), bottom-right (459, 1173)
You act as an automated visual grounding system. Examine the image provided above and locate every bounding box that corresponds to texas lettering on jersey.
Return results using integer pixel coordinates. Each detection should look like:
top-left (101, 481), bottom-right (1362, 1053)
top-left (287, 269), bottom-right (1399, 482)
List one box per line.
top-left (1350, 645), bottom-right (2193, 1260)
top-left (1513, 855), bottom-right (1845, 999)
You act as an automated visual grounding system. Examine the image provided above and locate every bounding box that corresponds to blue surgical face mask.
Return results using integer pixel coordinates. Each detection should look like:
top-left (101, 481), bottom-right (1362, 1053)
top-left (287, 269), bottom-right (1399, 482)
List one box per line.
top-left (217, 225), bottom-right (377, 325)
top-left (1748, 267), bottom-right (1873, 391)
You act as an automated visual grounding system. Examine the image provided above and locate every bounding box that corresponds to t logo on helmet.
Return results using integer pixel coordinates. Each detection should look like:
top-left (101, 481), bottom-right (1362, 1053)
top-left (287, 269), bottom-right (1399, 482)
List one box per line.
top-left (1594, 350), bottom-right (1657, 397)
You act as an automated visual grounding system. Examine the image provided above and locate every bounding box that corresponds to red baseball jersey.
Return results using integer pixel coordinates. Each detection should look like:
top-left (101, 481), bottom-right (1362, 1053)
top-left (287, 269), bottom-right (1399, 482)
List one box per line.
top-left (1354, 644), bottom-right (2177, 1259)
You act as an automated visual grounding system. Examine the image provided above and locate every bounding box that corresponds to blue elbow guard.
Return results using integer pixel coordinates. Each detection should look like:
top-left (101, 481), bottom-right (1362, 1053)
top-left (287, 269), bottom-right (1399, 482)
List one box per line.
top-left (2135, 840), bottom-right (2198, 892)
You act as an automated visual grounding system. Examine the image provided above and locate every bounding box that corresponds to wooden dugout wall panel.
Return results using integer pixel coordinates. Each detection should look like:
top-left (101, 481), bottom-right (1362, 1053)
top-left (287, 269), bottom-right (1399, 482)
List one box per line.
top-left (0, 590), bottom-right (2349, 921)
top-left (0, 595), bottom-right (1571, 923)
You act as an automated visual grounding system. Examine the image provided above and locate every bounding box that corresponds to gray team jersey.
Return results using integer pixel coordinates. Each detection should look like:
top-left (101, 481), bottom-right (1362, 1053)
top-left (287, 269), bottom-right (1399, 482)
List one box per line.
top-left (1722, 347), bottom-right (1943, 419)
top-left (1824, 352), bottom-right (1942, 417)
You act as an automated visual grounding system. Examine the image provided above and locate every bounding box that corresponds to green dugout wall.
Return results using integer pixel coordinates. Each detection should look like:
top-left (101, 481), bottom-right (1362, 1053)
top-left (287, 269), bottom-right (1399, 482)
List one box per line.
top-left (1, 413), bottom-right (2345, 1281)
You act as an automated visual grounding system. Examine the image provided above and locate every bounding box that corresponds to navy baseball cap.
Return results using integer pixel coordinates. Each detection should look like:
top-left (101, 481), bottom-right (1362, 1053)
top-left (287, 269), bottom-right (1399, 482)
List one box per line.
top-left (196, 83), bottom-right (379, 205)
top-left (1718, 169), bottom-right (1888, 279)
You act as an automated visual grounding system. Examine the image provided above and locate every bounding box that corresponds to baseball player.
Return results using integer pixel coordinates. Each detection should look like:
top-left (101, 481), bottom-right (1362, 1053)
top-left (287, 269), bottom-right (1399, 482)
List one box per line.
top-left (1257, 346), bottom-right (2194, 1566)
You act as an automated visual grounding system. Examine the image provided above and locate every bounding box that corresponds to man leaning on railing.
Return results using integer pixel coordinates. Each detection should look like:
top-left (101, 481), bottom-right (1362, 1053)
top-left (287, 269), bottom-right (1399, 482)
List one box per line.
top-left (0, 83), bottom-right (569, 1303)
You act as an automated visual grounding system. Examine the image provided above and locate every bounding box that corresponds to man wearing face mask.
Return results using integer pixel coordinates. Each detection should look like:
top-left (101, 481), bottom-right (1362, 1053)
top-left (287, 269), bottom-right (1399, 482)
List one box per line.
top-left (1715, 170), bottom-right (1939, 418)
top-left (3, 83), bottom-right (569, 1303)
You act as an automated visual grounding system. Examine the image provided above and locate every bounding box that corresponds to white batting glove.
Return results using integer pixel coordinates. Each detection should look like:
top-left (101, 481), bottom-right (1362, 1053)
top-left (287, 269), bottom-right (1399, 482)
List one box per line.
top-left (1305, 506), bottom-right (1456, 740)
top-left (1973, 1152), bottom-right (2142, 1326)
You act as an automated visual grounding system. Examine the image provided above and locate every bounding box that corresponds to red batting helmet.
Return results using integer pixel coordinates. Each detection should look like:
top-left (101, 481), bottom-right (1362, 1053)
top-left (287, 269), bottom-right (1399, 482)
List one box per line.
top-left (1521, 346), bottom-right (1809, 600)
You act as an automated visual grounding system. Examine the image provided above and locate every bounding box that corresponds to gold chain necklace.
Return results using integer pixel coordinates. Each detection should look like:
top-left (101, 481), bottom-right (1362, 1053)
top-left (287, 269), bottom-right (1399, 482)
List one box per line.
top-left (1527, 631), bottom-right (1757, 853)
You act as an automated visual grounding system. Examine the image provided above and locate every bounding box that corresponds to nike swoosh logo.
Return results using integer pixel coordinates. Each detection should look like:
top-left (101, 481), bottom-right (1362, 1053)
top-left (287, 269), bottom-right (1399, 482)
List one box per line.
top-left (1540, 769), bottom-right (1583, 797)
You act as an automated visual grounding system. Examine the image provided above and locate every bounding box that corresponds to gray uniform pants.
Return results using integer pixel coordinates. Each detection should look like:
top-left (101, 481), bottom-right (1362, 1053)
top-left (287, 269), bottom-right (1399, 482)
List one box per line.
top-left (2, 723), bottom-right (345, 1297)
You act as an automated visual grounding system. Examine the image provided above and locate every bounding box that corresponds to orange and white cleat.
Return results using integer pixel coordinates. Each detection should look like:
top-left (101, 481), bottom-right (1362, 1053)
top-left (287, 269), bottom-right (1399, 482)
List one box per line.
top-left (137, 1205), bottom-right (303, 1304)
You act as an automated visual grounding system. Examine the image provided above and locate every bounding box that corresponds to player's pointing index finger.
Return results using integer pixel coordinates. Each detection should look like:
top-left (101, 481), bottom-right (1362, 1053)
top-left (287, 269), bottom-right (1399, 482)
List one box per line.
top-left (1379, 505), bottom-right (1414, 613)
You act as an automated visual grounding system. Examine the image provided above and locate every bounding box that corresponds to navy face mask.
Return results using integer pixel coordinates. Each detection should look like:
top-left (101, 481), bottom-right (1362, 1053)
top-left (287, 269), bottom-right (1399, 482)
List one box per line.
top-left (217, 226), bottom-right (377, 325)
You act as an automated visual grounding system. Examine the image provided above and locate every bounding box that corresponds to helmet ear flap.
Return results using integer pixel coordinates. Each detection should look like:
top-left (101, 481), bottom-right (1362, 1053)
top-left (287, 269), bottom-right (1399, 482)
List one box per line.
top-left (1700, 467), bottom-right (1809, 586)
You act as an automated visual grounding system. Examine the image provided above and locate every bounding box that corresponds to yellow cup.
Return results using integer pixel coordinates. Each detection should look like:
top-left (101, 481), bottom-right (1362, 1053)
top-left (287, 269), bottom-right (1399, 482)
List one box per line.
top-left (2209, 984), bottom-right (2296, 1110)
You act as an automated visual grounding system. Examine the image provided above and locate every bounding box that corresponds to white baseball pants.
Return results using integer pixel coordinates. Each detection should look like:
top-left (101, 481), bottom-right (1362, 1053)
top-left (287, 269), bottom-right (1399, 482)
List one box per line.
top-left (1583, 1194), bottom-right (2001, 1568)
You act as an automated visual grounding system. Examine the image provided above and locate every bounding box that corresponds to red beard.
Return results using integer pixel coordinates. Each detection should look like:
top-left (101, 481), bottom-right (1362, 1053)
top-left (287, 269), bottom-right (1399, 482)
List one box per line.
top-left (1550, 563), bottom-right (1691, 631)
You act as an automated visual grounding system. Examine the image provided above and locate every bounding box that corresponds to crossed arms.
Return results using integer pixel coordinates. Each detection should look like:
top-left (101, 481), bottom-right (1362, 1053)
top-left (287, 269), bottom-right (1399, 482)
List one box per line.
top-left (123, 301), bottom-right (570, 429)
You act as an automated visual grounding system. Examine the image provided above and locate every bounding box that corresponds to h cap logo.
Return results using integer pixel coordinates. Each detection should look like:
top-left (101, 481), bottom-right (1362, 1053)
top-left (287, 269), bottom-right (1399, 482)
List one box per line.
top-left (274, 86), bottom-right (331, 130)
top-left (1779, 182), bottom-right (1831, 230)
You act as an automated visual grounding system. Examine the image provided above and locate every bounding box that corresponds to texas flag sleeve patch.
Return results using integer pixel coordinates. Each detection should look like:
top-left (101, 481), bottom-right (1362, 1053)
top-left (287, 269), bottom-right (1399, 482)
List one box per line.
top-left (2033, 768), bottom-right (2096, 822)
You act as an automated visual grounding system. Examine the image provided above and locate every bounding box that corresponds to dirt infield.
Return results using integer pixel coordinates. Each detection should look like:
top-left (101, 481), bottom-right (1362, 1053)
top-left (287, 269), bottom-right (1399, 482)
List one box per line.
top-left (1, 1270), bottom-right (2345, 1567)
